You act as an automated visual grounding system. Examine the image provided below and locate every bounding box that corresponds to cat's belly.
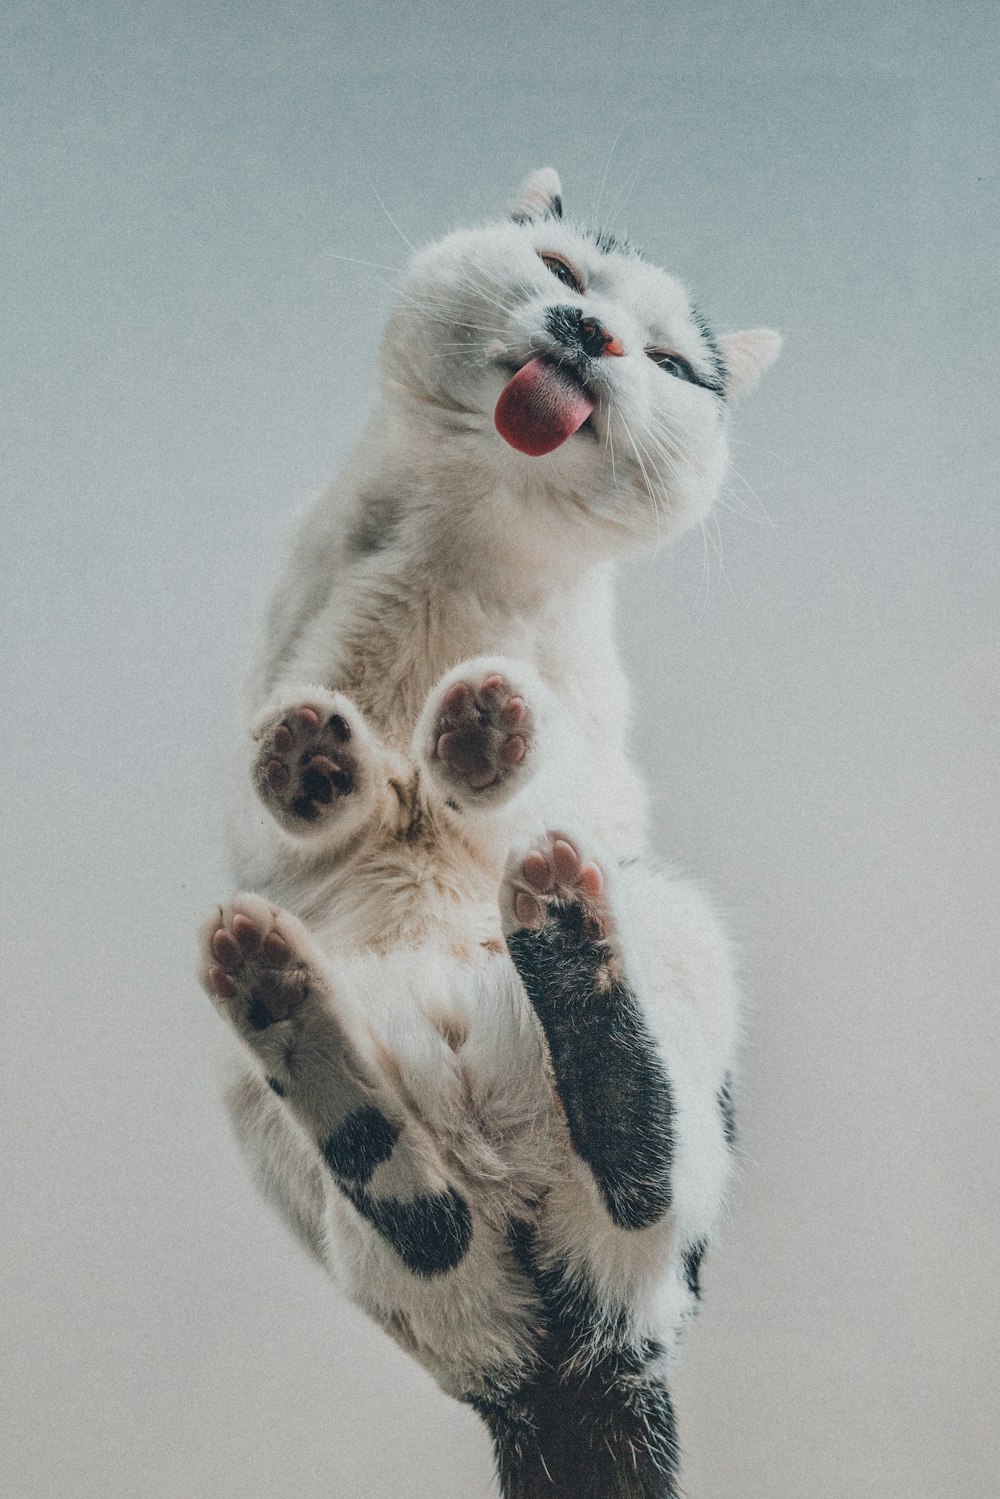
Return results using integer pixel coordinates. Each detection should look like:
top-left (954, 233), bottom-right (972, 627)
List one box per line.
top-left (332, 941), bottom-right (560, 1176)
top-left (315, 942), bottom-right (566, 1395)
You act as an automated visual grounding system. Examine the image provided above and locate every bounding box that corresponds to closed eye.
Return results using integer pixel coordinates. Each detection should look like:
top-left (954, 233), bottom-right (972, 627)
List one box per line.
top-left (538, 252), bottom-right (585, 294)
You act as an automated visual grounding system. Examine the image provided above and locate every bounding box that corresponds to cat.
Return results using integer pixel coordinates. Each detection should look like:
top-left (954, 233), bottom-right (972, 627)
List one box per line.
top-left (198, 167), bottom-right (780, 1499)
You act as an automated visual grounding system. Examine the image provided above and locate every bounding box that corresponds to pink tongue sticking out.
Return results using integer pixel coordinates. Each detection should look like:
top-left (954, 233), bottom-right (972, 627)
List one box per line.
top-left (495, 357), bottom-right (594, 456)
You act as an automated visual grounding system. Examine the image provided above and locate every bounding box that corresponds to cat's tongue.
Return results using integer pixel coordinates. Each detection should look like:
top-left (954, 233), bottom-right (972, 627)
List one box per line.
top-left (495, 357), bottom-right (594, 456)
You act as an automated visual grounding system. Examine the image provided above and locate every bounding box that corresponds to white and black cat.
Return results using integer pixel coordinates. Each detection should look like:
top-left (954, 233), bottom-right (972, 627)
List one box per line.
top-left (198, 168), bottom-right (779, 1498)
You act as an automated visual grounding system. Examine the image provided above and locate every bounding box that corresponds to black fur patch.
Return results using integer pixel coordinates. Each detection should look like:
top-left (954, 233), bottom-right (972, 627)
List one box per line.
top-left (717, 1072), bottom-right (737, 1150)
top-left (682, 1239), bottom-right (707, 1301)
top-left (473, 1231), bottom-right (679, 1498)
top-left (690, 304), bottom-right (727, 396)
top-left (507, 903), bottom-right (674, 1231)
top-left (508, 1224), bottom-right (642, 1350)
top-left (473, 1370), bottom-right (678, 1499)
top-left (320, 1106), bottom-right (399, 1186)
top-left (512, 193), bottom-right (562, 226)
top-left (322, 1106), bottom-right (473, 1274)
top-left (343, 1183), bottom-right (473, 1277)
top-left (545, 304), bottom-right (613, 363)
top-left (346, 485), bottom-right (402, 558)
top-left (265, 1076), bottom-right (286, 1097)
top-left (582, 225), bottom-right (635, 257)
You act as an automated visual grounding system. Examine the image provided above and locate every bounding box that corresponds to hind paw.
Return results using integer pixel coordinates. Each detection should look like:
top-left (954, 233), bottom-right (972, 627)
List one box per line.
top-left (500, 831), bottom-right (610, 942)
top-left (198, 894), bottom-right (320, 1041)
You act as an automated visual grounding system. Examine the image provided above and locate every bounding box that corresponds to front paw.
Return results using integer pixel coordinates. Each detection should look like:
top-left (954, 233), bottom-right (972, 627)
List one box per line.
top-left (251, 690), bottom-right (371, 837)
top-left (419, 662), bottom-right (537, 809)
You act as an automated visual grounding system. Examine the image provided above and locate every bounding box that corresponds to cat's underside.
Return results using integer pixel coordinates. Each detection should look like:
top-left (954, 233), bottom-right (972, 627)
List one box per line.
top-left (199, 168), bottom-right (779, 1497)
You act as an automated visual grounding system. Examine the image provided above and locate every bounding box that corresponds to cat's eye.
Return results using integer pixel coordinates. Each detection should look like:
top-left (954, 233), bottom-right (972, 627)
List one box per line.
top-left (649, 350), bottom-right (697, 383)
top-left (539, 252), bottom-right (585, 295)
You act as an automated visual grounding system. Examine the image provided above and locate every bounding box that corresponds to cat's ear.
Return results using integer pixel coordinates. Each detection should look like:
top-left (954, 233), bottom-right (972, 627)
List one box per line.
top-left (717, 328), bottom-right (782, 399)
top-left (509, 167), bottom-right (563, 225)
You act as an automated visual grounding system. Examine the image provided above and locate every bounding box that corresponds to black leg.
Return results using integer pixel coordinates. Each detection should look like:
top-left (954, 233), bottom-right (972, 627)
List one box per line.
top-left (471, 1236), bottom-right (680, 1499)
top-left (507, 894), bottom-right (674, 1231)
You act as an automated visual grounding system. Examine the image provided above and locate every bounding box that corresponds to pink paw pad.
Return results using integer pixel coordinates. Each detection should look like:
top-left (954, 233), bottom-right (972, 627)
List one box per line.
top-left (204, 902), bottom-right (306, 1028)
top-left (433, 673), bottom-right (533, 795)
top-left (508, 835), bottom-right (607, 937)
top-left (256, 703), bottom-right (357, 825)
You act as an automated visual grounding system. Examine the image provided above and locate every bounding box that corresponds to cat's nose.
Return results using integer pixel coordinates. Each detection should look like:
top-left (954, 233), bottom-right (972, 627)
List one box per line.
top-left (548, 305), bottom-right (625, 359)
top-left (579, 315), bottom-right (625, 357)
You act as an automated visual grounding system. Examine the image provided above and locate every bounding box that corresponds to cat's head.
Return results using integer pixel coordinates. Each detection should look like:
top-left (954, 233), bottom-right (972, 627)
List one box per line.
top-left (381, 168), bottom-right (779, 553)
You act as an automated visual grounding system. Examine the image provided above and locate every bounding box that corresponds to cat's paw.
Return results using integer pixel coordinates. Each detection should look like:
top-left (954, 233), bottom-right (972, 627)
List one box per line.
top-left (420, 663), bottom-right (536, 809)
top-left (252, 690), bottom-right (373, 837)
top-left (500, 831), bottom-right (610, 944)
top-left (198, 894), bottom-right (320, 1044)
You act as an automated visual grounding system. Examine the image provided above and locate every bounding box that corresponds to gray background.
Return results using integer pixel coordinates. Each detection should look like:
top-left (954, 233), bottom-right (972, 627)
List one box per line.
top-left (3, 3), bottom-right (997, 1496)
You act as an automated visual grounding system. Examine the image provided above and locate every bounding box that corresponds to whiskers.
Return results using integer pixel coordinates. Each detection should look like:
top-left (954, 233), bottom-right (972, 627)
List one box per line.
top-left (320, 250), bottom-right (509, 349)
top-left (597, 399), bottom-right (751, 623)
top-left (646, 413), bottom-right (739, 619)
top-left (371, 185), bottom-right (417, 255)
top-left (615, 407), bottom-right (664, 548)
top-left (718, 439), bottom-right (787, 534)
top-left (321, 221), bottom-right (537, 366)
top-left (695, 509), bottom-right (737, 622)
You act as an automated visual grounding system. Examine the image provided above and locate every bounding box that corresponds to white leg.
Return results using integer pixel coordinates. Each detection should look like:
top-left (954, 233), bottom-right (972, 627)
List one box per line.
top-left (197, 894), bottom-right (474, 1278)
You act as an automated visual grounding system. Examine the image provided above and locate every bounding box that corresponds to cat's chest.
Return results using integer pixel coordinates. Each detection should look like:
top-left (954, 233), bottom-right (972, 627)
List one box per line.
top-left (336, 609), bottom-right (498, 746)
top-left (329, 583), bottom-right (591, 751)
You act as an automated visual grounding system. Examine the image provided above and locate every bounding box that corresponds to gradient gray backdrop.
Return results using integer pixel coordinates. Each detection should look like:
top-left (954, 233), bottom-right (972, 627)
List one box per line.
top-left (3, 3), bottom-right (997, 1496)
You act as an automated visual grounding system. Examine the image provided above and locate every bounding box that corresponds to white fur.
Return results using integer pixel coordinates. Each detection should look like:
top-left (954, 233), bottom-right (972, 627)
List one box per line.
top-left (203, 170), bottom-right (778, 1401)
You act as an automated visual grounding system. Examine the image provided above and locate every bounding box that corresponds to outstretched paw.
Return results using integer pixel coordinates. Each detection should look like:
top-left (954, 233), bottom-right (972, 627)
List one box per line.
top-left (500, 832), bottom-right (610, 944)
top-left (199, 894), bottom-right (318, 1040)
top-left (253, 692), bottom-right (366, 835)
top-left (427, 670), bottom-right (534, 805)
